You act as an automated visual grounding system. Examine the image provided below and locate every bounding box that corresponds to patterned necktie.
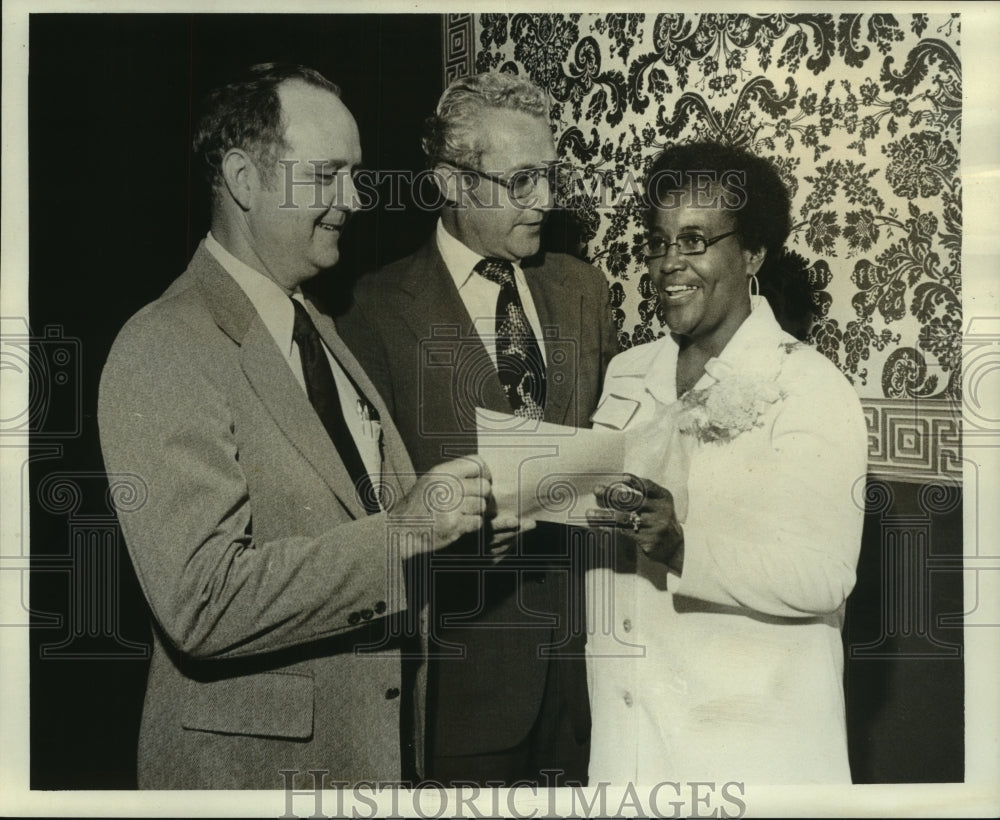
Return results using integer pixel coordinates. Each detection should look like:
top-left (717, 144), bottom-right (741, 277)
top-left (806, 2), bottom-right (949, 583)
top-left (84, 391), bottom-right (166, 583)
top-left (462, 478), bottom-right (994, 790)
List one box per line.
top-left (474, 257), bottom-right (546, 420)
top-left (290, 299), bottom-right (380, 514)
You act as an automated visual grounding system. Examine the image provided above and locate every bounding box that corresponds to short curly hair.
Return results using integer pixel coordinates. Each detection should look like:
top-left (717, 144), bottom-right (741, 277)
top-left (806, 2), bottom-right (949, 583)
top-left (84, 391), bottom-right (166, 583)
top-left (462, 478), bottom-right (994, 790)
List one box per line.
top-left (644, 141), bottom-right (792, 262)
top-left (422, 72), bottom-right (549, 168)
top-left (192, 62), bottom-right (340, 192)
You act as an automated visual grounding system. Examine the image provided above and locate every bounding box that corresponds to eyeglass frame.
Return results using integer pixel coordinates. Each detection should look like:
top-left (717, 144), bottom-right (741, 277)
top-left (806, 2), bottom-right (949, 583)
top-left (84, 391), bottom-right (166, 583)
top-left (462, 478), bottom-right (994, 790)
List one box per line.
top-left (639, 230), bottom-right (740, 259)
top-left (443, 159), bottom-right (572, 204)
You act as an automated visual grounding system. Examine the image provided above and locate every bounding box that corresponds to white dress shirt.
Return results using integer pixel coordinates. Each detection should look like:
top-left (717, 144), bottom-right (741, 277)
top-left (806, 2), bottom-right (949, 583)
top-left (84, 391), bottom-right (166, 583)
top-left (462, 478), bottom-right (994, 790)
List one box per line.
top-left (205, 233), bottom-right (382, 490)
top-left (435, 219), bottom-right (546, 362)
top-left (586, 297), bottom-right (869, 784)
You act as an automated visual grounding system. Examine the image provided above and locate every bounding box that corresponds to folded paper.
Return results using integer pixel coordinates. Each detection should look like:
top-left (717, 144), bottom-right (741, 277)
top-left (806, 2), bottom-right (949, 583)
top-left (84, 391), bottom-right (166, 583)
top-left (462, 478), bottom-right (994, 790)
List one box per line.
top-left (475, 407), bottom-right (627, 525)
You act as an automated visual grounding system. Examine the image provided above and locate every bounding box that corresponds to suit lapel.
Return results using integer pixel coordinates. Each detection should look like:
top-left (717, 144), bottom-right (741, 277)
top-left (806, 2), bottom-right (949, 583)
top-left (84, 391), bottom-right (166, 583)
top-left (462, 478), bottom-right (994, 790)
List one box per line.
top-left (397, 241), bottom-right (508, 414)
top-left (192, 245), bottom-right (368, 518)
top-left (524, 258), bottom-right (576, 425)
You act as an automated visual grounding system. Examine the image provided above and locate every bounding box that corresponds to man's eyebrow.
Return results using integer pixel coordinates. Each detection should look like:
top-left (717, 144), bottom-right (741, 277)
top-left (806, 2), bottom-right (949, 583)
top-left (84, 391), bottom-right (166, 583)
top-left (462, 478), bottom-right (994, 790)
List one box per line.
top-left (302, 158), bottom-right (353, 171)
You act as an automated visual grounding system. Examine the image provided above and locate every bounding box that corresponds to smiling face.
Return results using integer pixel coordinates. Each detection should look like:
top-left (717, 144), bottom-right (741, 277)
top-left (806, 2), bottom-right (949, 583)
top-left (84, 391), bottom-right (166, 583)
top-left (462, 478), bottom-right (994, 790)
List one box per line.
top-left (444, 108), bottom-right (556, 262)
top-left (244, 80), bottom-right (362, 291)
top-left (648, 189), bottom-right (765, 354)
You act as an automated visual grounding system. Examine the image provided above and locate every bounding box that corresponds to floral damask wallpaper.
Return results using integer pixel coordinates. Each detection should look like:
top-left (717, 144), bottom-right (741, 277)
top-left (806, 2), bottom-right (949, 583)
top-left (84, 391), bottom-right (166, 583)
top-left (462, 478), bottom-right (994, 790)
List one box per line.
top-left (471, 12), bottom-right (962, 403)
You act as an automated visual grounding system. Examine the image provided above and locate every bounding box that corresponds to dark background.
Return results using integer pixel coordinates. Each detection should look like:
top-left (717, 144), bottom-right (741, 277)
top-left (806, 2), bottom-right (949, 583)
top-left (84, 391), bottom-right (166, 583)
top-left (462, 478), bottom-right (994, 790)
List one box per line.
top-left (27, 13), bottom-right (963, 789)
top-left (27, 12), bottom-right (444, 790)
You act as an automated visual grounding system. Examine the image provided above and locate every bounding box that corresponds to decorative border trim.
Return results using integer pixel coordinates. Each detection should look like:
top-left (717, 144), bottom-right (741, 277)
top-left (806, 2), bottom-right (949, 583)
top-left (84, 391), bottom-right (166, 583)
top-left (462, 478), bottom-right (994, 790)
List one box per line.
top-left (861, 398), bottom-right (962, 484)
top-left (442, 13), bottom-right (475, 89)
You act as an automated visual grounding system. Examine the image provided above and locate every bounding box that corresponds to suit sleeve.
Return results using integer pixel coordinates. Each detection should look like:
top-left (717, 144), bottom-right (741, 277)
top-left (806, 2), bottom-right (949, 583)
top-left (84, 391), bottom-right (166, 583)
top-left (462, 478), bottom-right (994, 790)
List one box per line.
top-left (673, 354), bottom-right (869, 618)
top-left (572, 260), bottom-right (620, 428)
top-left (98, 316), bottom-right (409, 661)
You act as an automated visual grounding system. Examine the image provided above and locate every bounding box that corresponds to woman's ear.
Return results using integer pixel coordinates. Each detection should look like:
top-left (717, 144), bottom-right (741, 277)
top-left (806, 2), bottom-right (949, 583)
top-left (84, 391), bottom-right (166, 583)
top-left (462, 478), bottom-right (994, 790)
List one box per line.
top-left (745, 246), bottom-right (766, 278)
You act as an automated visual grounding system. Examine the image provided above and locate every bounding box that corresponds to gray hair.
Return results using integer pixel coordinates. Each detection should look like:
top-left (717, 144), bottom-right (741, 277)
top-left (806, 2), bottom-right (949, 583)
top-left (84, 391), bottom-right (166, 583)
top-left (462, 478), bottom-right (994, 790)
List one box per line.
top-left (422, 72), bottom-right (549, 168)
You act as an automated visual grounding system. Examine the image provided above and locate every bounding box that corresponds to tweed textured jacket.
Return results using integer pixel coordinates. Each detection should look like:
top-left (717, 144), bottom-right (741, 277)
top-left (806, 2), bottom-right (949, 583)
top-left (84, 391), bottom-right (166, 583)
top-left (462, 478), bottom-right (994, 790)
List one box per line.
top-left (99, 242), bottom-right (421, 788)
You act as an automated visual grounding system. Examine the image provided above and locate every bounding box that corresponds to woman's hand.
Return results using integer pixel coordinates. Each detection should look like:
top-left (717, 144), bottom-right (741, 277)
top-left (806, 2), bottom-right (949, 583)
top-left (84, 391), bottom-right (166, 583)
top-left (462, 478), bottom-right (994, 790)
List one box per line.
top-left (587, 475), bottom-right (684, 573)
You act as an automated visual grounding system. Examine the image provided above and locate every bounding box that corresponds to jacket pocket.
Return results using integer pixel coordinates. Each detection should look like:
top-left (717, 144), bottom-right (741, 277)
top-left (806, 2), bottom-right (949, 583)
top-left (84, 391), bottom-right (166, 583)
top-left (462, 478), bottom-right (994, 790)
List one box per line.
top-left (181, 671), bottom-right (314, 740)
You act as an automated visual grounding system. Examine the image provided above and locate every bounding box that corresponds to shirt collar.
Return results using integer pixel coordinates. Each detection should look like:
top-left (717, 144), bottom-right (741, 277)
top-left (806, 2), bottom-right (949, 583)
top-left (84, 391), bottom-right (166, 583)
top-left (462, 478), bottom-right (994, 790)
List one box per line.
top-left (204, 232), bottom-right (299, 358)
top-left (622, 295), bottom-right (785, 404)
top-left (435, 218), bottom-right (523, 289)
top-left (713, 295), bottom-right (785, 372)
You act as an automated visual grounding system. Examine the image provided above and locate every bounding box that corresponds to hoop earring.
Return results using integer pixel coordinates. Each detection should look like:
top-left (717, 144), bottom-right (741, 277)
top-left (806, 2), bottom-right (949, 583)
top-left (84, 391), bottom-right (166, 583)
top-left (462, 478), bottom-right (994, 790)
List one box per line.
top-left (748, 273), bottom-right (760, 299)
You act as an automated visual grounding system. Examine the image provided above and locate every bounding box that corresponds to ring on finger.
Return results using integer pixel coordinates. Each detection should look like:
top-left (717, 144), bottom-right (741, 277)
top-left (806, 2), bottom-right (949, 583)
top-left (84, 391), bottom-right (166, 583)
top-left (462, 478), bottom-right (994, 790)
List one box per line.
top-left (628, 511), bottom-right (642, 533)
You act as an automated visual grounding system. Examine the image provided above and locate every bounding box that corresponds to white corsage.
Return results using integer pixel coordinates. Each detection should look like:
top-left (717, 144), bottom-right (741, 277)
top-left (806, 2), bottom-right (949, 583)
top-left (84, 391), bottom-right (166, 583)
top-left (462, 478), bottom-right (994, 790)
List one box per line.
top-left (676, 351), bottom-right (791, 444)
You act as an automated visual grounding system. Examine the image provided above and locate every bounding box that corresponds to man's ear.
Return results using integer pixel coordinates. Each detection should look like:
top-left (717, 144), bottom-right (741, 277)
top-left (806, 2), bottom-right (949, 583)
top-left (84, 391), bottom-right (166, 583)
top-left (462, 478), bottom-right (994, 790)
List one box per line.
top-left (433, 163), bottom-right (458, 205)
top-left (434, 163), bottom-right (478, 209)
top-left (220, 148), bottom-right (256, 211)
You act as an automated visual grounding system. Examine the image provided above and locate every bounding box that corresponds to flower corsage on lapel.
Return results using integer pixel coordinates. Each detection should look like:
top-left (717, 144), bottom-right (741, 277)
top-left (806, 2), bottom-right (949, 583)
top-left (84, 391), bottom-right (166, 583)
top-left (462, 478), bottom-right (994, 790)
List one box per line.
top-left (677, 346), bottom-right (795, 444)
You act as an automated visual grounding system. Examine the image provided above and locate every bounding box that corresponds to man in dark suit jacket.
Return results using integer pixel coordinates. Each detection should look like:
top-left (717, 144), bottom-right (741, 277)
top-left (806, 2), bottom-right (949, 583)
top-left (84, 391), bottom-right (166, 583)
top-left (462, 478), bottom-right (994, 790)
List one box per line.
top-left (338, 72), bottom-right (618, 786)
top-left (97, 63), bottom-right (494, 789)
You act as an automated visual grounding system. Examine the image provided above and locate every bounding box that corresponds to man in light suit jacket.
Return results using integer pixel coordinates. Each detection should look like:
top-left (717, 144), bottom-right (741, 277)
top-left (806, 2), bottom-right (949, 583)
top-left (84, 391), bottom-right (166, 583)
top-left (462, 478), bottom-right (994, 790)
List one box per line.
top-left (337, 72), bottom-right (618, 786)
top-left (98, 63), bottom-right (496, 789)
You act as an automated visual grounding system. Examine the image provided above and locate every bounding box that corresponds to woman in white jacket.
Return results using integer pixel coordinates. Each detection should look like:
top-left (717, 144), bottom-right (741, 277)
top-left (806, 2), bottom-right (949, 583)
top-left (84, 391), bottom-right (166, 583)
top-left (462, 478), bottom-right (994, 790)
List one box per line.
top-left (586, 142), bottom-right (868, 785)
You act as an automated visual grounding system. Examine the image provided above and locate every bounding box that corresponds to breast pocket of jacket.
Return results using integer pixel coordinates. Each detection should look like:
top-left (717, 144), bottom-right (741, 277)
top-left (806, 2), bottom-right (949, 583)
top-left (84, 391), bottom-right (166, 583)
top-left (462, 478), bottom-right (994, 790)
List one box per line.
top-left (181, 671), bottom-right (314, 740)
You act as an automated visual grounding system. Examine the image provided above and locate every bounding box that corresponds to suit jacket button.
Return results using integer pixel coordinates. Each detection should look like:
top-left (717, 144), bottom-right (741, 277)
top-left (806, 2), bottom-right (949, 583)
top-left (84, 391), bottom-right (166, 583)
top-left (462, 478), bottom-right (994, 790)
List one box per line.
top-left (361, 608), bottom-right (374, 621)
top-left (374, 600), bottom-right (387, 614)
top-left (348, 611), bottom-right (361, 625)
top-left (385, 687), bottom-right (400, 700)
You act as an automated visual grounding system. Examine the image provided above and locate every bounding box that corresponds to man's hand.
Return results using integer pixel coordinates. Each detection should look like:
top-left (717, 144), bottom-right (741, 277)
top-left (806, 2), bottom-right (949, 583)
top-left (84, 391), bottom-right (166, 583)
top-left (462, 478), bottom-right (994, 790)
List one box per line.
top-left (389, 455), bottom-right (493, 556)
top-left (486, 513), bottom-right (537, 562)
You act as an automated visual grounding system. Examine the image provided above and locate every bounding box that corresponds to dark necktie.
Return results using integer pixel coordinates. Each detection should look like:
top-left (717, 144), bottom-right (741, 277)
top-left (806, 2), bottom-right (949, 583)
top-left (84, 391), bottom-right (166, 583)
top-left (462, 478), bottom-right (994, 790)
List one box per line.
top-left (290, 299), bottom-right (380, 514)
top-left (474, 258), bottom-right (546, 420)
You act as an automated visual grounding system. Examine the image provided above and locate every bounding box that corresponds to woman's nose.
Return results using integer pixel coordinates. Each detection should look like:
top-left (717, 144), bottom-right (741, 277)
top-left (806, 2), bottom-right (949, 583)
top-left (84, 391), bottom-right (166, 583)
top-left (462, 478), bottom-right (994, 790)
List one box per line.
top-left (650, 244), bottom-right (686, 274)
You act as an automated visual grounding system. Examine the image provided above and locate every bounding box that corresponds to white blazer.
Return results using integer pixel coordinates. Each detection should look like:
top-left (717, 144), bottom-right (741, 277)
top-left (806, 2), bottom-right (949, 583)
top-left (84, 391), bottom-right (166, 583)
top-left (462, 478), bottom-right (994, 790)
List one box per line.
top-left (586, 297), bottom-right (869, 785)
